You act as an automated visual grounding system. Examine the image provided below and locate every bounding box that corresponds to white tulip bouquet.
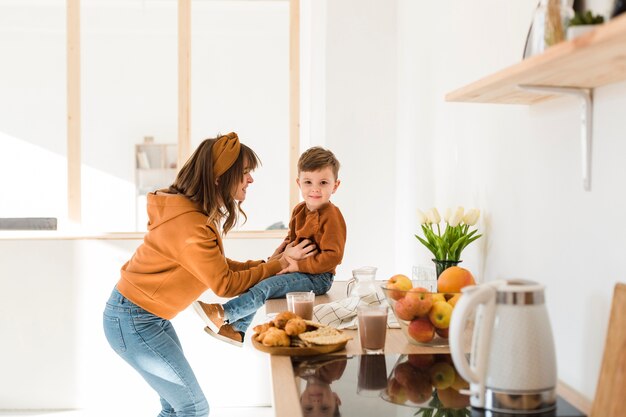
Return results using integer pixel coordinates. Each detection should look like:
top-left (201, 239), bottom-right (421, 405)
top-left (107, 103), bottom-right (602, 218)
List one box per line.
top-left (415, 207), bottom-right (482, 262)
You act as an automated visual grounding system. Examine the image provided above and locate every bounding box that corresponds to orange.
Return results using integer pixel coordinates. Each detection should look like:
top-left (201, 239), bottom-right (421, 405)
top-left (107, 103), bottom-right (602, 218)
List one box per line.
top-left (437, 266), bottom-right (475, 293)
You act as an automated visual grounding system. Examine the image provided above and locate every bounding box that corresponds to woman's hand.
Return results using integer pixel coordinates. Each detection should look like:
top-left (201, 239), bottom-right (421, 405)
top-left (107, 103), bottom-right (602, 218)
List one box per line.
top-left (277, 253), bottom-right (299, 274)
top-left (283, 239), bottom-right (317, 260)
top-left (268, 239), bottom-right (288, 262)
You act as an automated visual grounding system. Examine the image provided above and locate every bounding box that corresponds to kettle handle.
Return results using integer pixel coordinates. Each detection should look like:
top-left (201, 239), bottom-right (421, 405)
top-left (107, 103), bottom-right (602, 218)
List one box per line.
top-left (449, 284), bottom-right (497, 408)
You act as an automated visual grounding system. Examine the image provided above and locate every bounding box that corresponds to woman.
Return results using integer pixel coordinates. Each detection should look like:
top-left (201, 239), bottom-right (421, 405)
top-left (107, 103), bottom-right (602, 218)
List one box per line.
top-left (103, 132), bottom-right (315, 417)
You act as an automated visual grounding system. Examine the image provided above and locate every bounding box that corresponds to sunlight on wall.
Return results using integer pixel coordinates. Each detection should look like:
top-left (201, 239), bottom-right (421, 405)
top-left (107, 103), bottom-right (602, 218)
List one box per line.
top-left (81, 165), bottom-right (137, 232)
top-left (0, 132), bottom-right (67, 221)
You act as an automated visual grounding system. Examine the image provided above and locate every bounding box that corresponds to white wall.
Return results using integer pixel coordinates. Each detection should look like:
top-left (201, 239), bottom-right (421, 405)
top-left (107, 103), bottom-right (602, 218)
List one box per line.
top-left (325, 0), bottom-right (399, 282)
top-left (396, 0), bottom-right (624, 402)
top-left (0, 236), bottom-right (283, 409)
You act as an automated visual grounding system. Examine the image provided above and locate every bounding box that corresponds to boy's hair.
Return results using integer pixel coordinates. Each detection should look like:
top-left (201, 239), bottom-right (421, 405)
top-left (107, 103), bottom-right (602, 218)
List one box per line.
top-left (297, 146), bottom-right (341, 179)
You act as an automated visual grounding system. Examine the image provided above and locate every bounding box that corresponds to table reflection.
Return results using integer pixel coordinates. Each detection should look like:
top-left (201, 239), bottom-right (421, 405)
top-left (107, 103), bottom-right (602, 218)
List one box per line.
top-left (292, 354), bottom-right (586, 417)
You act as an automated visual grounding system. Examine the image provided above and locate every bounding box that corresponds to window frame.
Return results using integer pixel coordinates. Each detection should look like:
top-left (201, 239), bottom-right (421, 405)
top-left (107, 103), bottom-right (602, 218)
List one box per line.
top-left (66, 0), bottom-right (300, 234)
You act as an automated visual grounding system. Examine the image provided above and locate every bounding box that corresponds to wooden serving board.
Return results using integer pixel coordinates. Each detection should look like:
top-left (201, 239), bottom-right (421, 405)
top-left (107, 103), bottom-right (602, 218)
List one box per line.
top-left (251, 337), bottom-right (347, 356)
top-left (590, 283), bottom-right (626, 417)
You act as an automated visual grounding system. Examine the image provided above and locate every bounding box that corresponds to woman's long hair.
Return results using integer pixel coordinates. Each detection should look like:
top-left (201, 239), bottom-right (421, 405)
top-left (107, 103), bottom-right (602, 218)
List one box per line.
top-left (168, 135), bottom-right (260, 234)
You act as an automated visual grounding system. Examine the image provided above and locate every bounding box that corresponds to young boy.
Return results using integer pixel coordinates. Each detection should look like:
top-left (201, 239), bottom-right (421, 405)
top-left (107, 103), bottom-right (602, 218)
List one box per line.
top-left (193, 146), bottom-right (347, 346)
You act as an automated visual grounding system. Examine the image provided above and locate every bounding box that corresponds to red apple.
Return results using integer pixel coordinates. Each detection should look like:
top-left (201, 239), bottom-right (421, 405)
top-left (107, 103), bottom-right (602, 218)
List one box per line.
top-left (386, 377), bottom-right (408, 404)
top-left (406, 369), bottom-right (433, 404)
top-left (405, 287), bottom-right (434, 317)
top-left (435, 327), bottom-right (449, 338)
top-left (394, 362), bottom-right (419, 387)
top-left (408, 354), bottom-right (435, 370)
top-left (394, 296), bottom-right (419, 321)
top-left (407, 318), bottom-right (435, 343)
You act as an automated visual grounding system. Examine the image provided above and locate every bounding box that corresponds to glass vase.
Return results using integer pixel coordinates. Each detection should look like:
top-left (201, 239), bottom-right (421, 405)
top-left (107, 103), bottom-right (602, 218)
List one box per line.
top-left (432, 259), bottom-right (462, 278)
top-left (524, 0), bottom-right (574, 58)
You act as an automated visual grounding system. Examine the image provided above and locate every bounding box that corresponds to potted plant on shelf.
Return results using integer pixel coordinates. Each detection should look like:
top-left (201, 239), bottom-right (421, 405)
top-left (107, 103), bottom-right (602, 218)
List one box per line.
top-left (567, 10), bottom-right (605, 40)
top-left (415, 207), bottom-right (482, 278)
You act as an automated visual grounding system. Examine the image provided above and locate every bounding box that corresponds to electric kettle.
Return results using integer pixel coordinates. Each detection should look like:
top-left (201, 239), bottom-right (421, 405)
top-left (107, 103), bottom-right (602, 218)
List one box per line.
top-left (449, 279), bottom-right (557, 414)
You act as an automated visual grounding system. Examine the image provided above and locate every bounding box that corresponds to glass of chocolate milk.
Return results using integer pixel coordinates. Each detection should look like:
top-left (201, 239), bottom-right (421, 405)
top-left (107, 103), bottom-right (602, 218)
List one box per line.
top-left (286, 291), bottom-right (315, 320)
top-left (357, 305), bottom-right (388, 354)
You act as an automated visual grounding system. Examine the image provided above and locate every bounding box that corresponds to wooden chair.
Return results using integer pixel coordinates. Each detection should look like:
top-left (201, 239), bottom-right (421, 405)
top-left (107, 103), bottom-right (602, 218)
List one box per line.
top-left (590, 283), bottom-right (626, 417)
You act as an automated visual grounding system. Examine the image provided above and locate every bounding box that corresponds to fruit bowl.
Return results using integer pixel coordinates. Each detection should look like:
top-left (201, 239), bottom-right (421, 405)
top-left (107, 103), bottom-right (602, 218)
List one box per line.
top-left (381, 353), bottom-right (471, 414)
top-left (381, 284), bottom-right (461, 347)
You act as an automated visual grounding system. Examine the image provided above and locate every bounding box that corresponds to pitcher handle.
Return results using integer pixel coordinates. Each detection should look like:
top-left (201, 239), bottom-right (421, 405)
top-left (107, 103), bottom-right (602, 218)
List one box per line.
top-left (449, 284), bottom-right (496, 408)
top-left (346, 278), bottom-right (356, 297)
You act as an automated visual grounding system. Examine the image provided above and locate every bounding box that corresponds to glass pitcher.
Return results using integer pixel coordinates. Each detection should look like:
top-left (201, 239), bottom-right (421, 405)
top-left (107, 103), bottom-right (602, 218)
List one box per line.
top-left (347, 266), bottom-right (379, 298)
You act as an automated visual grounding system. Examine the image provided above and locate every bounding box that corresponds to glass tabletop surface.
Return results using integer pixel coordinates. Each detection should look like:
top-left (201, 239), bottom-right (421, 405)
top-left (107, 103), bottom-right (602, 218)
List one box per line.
top-left (291, 353), bottom-right (586, 417)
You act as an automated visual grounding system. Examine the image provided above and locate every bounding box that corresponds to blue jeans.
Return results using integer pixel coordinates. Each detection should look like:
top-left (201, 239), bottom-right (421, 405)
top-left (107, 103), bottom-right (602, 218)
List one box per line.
top-left (103, 287), bottom-right (209, 417)
top-left (223, 272), bottom-right (334, 333)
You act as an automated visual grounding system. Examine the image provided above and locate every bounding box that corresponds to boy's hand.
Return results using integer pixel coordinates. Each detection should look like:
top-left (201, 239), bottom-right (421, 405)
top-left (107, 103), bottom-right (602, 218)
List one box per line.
top-left (284, 239), bottom-right (318, 260)
top-left (277, 240), bottom-right (317, 274)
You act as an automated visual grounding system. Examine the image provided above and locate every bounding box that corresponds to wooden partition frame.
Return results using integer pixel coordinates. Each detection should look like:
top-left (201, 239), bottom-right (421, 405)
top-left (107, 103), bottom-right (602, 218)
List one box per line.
top-left (289, 0), bottom-right (300, 211)
top-left (67, 0), bottom-right (81, 224)
top-left (178, 0), bottom-right (191, 168)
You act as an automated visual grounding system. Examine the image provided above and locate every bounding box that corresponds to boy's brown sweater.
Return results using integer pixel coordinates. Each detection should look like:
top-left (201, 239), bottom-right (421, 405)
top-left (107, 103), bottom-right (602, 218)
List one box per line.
top-left (285, 201), bottom-right (346, 275)
top-left (116, 192), bottom-right (282, 319)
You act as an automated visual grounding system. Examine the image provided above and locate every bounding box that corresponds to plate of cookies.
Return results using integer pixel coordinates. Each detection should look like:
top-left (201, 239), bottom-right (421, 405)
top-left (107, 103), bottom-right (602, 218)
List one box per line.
top-left (252, 311), bottom-right (352, 356)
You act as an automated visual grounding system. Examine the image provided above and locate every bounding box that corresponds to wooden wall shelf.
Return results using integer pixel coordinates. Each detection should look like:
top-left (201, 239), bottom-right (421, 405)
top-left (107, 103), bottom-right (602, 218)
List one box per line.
top-left (446, 14), bottom-right (626, 105)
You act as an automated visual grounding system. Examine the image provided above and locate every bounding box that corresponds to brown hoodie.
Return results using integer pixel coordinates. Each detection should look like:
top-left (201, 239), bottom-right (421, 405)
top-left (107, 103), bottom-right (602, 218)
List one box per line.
top-left (116, 192), bottom-right (282, 319)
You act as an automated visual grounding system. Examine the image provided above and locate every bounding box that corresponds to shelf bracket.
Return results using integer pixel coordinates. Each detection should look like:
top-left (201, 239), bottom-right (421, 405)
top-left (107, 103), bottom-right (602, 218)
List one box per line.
top-left (518, 85), bottom-right (593, 191)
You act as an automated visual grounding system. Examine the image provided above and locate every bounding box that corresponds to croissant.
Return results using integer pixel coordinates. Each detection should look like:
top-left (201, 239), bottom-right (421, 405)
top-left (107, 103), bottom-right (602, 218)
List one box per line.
top-left (253, 322), bottom-right (273, 335)
top-left (261, 327), bottom-right (290, 347)
top-left (284, 318), bottom-right (307, 336)
top-left (273, 311), bottom-right (299, 329)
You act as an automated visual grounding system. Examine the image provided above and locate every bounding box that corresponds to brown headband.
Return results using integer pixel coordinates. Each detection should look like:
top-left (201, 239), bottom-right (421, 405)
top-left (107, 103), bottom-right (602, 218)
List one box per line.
top-left (212, 132), bottom-right (241, 177)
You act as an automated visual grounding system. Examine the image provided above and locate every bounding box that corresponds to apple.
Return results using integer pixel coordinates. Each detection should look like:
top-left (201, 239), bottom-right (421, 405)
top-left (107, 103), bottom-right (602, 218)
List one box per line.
top-left (407, 318), bottom-right (435, 343)
top-left (451, 371), bottom-right (470, 391)
top-left (394, 361), bottom-right (419, 387)
top-left (405, 287), bottom-right (433, 317)
top-left (435, 327), bottom-right (449, 338)
top-left (428, 361), bottom-right (456, 390)
top-left (407, 354), bottom-right (435, 369)
top-left (406, 369), bottom-right (433, 404)
top-left (447, 293), bottom-right (462, 308)
top-left (386, 274), bottom-right (412, 300)
top-left (394, 296), bottom-right (420, 321)
top-left (428, 301), bottom-right (453, 329)
top-left (386, 377), bottom-right (408, 404)
top-left (431, 293), bottom-right (446, 304)
top-left (437, 387), bottom-right (470, 409)
top-left (435, 354), bottom-right (454, 364)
